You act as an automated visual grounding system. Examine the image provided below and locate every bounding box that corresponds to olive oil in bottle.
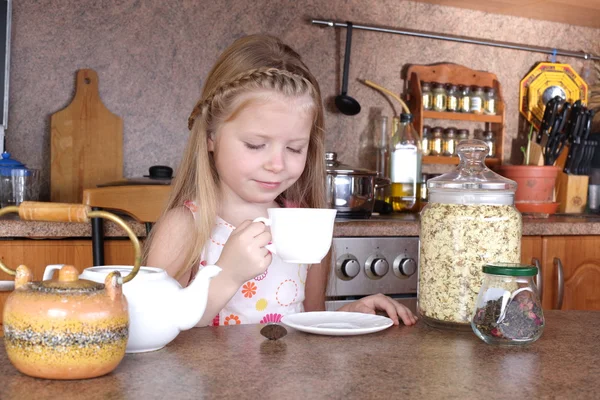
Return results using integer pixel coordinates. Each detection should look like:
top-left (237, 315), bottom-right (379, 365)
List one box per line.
top-left (389, 113), bottom-right (422, 212)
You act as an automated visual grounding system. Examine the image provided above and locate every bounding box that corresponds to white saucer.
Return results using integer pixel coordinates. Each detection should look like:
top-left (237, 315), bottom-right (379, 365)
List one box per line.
top-left (281, 311), bottom-right (394, 336)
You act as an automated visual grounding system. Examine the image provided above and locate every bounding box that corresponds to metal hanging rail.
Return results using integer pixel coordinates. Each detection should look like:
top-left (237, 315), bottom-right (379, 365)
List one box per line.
top-left (311, 19), bottom-right (600, 62)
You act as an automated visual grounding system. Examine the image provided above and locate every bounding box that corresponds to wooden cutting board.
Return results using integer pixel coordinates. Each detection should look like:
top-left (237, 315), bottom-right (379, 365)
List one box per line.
top-left (50, 69), bottom-right (123, 203)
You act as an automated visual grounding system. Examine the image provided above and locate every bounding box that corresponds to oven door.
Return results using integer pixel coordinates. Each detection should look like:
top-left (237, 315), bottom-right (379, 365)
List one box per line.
top-left (326, 297), bottom-right (417, 313)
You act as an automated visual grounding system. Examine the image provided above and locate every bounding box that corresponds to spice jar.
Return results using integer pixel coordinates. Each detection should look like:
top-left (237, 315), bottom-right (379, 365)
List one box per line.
top-left (432, 82), bottom-right (447, 112)
top-left (471, 264), bottom-right (544, 345)
top-left (422, 125), bottom-right (431, 156)
top-left (482, 130), bottom-right (496, 157)
top-left (421, 81), bottom-right (433, 110)
top-left (470, 86), bottom-right (484, 114)
top-left (419, 140), bottom-right (522, 330)
top-left (483, 86), bottom-right (497, 115)
top-left (446, 84), bottom-right (459, 112)
top-left (442, 127), bottom-right (457, 156)
top-left (457, 129), bottom-right (469, 143)
top-left (429, 126), bottom-right (443, 156)
top-left (458, 85), bottom-right (470, 113)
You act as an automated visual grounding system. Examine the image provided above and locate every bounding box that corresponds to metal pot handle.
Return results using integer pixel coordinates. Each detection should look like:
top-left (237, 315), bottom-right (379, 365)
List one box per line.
top-left (0, 201), bottom-right (141, 283)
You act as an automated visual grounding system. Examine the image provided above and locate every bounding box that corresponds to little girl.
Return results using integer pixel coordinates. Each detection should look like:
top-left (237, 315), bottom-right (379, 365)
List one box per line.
top-left (144, 34), bottom-right (416, 327)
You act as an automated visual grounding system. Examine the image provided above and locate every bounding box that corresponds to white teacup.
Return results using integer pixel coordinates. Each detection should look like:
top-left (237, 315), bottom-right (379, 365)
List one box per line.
top-left (254, 208), bottom-right (337, 264)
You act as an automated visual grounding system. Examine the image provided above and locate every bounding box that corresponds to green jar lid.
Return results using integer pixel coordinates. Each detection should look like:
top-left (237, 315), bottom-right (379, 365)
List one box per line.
top-left (482, 263), bottom-right (538, 276)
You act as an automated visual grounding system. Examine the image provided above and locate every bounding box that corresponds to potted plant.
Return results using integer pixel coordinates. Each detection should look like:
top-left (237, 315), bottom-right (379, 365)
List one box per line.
top-left (496, 124), bottom-right (561, 214)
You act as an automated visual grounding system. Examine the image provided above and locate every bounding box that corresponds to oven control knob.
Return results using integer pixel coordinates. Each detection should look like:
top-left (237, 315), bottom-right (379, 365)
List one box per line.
top-left (336, 255), bottom-right (360, 280)
top-left (393, 257), bottom-right (417, 278)
top-left (365, 255), bottom-right (389, 279)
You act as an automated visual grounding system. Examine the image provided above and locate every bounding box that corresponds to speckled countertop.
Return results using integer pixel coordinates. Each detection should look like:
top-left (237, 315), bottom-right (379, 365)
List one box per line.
top-left (1, 213), bottom-right (600, 238)
top-left (0, 311), bottom-right (598, 399)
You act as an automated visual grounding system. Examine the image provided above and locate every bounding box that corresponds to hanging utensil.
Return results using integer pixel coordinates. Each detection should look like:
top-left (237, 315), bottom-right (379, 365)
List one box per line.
top-left (335, 22), bottom-right (361, 115)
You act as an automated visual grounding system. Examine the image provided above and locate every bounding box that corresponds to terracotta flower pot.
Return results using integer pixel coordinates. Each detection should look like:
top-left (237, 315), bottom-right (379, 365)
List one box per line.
top-left (496, 165), bottom-right (560, 203)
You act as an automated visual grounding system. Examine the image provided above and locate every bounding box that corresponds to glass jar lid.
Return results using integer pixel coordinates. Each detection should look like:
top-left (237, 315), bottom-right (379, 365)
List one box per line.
top-left (483, 263), bottom-right (538, 277)
top-left (427, 140), bottom-right (517, 205)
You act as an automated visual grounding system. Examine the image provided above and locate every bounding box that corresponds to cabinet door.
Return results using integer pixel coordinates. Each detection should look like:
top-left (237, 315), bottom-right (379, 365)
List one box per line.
top-left (521, 236), bottom-right (546, 307)
top-left (0, 239), bottom-right (137, 323)
top-left (542, 236), bottom-right (600, 310)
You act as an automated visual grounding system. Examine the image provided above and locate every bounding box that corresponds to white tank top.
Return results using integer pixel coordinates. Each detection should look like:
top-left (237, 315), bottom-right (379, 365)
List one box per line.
top-left (185, 201), bottom-right (307, 326)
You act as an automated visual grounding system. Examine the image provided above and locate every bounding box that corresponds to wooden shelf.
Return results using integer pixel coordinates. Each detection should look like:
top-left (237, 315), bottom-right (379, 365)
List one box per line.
top-left (423, 156), bottom-right (501, 166)
top-left (405, 63), bottom-right (505, 166)
top-left (422, 110), bottom-right (502, 123)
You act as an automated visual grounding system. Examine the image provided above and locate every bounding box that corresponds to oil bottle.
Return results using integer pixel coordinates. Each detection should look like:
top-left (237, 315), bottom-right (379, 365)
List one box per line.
top-left (389, 113), bottom-right (422, 212)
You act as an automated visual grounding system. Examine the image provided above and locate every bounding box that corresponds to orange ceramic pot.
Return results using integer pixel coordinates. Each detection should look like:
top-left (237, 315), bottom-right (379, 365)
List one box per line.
top-left (3, 265), bottom-right (129, 380)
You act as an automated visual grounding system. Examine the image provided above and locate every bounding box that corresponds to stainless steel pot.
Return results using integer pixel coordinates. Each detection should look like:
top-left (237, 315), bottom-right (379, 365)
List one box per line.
top-left (325, 152), bottom-right (378, 218)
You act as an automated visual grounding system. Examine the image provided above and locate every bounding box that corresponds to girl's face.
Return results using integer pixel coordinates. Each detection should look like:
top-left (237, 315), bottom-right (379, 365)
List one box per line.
top-left (209, 90), bottom-right (314, 206)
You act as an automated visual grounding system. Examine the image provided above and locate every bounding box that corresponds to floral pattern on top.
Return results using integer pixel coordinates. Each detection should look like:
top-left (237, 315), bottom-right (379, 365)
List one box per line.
top-left (224, 314), bottom-right (241, 325)
top-left (260, 313), bottom-right (283, 324)
top-left (242, 282), bottom-right (257, 298)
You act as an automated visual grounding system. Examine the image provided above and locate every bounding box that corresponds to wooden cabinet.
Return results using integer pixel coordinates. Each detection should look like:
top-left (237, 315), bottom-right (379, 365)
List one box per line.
top-left (406, 63), bottom-right (505, 166)
top-left (521, 235), bottom-right (600, 310)
top-left (0, 239), bottom-right (137, 322)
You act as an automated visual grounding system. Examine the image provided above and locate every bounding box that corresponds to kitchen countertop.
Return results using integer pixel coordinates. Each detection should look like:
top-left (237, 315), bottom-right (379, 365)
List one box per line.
top-left (2, 213), bottom-right (600, 238)
top-left (0, 311), bottom-right (598, 399)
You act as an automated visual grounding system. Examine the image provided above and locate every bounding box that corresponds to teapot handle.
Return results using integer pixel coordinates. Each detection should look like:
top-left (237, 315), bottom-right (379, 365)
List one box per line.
top-left (0, 201), bottom-right (141, 283)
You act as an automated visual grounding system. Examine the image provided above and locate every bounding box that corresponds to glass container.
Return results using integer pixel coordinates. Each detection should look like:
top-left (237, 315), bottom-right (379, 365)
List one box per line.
top-left (418, 140), bottom-right (522, 330)
top-left (374, 116), bottom-right (390, 179)
top-left (458, 85), bottom-right (471, 113)
top-left (470, 86), bottom-right (484, 114)
top-left (421, 81), bottom-right (433, 111)
top-left (389, 113), bottom-right (422, 213)
top-left (442, 127), bottom-right (457, 156)
top-left (446, 84), bottom-right (459, 112)
top-left (432, 83), bottom-right (447, 112)
top-left (429, 126), bottom-right (443, 156)
top-left (482, 130), bottom-right (496, 157)
top-left (471, 264), bottom-right (544, 345)
top-left (457, 129), bottom-right (469, 142)
top-left (483, 86), bottom-right (497, 115)
top-left (422, 125), bottom-right (431, 156)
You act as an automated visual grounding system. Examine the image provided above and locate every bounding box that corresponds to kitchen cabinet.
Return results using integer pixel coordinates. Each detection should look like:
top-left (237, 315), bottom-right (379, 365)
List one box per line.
top-left (0, 239), bottom-right (137, 322)
top-left (521, 235), bottom-right (600, 310)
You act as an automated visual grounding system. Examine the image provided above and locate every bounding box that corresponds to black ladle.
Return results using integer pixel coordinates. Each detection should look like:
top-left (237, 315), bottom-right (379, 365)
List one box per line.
top-left (335, 22), bottom-right (361, 116)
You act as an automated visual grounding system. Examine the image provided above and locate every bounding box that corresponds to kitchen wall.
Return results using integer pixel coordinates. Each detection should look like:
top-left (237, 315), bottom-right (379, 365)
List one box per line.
top-left (7, 0), bottom-right (600, 197)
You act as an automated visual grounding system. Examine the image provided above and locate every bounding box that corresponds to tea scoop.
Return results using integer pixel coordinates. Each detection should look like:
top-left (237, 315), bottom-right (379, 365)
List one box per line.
top-left (260, 323), bottom-right (288, 340)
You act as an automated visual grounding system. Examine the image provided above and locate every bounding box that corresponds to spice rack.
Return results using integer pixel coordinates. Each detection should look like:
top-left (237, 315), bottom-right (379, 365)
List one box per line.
top-left (406, 63), bottom-right (505, 166)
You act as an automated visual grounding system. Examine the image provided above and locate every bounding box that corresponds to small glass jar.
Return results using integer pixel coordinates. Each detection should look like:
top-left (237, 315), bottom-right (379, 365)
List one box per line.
top-left (421, 81), bottom-right (433, 110)
top-left (482, 130), bottom-right (496, 157)
top-left (483, 86), bottom-right (497, 115)
top-left (471, 264), bottom-right (544, 346)
top-left (457, 129), bottom-right (469, 143)
top-left (470, 86), bottom-right (484, 114)
top-left (422, 125), bottom-right (431, 156)
top-left (442, 127), bottom-right (457, 156)
top-left (432, 83), bottom-right (447, 112)
top-left (446, 84), bottom-right (459, 112)
top-left (458, 85), bottom-right (470, 113)
top-left (429, 126), bottom-right (443, 156)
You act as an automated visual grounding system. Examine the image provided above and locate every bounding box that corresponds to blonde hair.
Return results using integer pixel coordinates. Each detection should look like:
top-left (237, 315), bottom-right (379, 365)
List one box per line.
top-left (144, 34), bottom-right (326, 279)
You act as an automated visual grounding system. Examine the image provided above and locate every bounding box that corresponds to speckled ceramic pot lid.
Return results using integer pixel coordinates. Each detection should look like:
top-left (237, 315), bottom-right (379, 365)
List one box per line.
top-left (31, 265), bottom-right (104, 293)
top-left (427, 140), bottom-right (516, 192)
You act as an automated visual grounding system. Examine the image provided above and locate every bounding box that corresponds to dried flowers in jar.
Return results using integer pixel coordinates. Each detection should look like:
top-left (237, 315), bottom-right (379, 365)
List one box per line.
top-left (418, 140), bottom-right (522, 330)
top-left (471, 264), bottom-right (544, 345)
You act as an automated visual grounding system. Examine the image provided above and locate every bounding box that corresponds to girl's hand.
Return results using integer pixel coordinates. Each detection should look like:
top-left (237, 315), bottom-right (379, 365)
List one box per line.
top-left (216, 220), bottom-right (272, 285)
top-left (337, 293), bottom-right (418, 326)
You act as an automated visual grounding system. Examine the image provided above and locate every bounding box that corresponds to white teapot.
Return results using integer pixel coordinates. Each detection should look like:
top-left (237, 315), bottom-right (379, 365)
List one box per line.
top-left (44, 263), bottom-right (221, 353)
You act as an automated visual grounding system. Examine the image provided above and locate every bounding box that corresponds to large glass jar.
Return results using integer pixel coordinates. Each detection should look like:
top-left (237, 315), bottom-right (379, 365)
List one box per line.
top-left (418, 140), bottom-right (522, 330)
top-left (471, 264), bottom-right (544, 345)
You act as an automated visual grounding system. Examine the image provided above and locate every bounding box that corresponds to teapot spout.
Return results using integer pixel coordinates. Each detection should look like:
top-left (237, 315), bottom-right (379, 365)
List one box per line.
top-left (176, 264), bottom-right (221, 331)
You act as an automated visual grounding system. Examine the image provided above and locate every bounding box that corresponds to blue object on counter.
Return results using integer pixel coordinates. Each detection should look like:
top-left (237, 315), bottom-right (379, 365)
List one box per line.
top-left (0, 152), bottom-right (25, 176)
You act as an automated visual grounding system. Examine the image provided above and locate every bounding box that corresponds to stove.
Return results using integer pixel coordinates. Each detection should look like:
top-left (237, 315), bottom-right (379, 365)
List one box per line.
top-left (325, 237), bottom-right (419, 313)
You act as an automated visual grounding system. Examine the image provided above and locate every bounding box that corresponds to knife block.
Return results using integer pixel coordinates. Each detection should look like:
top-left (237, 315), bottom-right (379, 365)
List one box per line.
top-left (556, 172), bottom-right (589, 213)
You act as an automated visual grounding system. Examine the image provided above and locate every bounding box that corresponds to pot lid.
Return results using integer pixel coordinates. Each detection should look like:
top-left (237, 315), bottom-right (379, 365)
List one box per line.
top-left (0, 152), bottom-right (26, 176)
top-left (30, 265), bottom-right (104, 293)
top-left (325, 152), bottom-right (378, 176)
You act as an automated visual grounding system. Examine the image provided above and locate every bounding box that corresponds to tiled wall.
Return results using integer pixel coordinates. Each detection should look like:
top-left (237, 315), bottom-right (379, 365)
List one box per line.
top-left (7, 0), bottom-right (600, 197)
